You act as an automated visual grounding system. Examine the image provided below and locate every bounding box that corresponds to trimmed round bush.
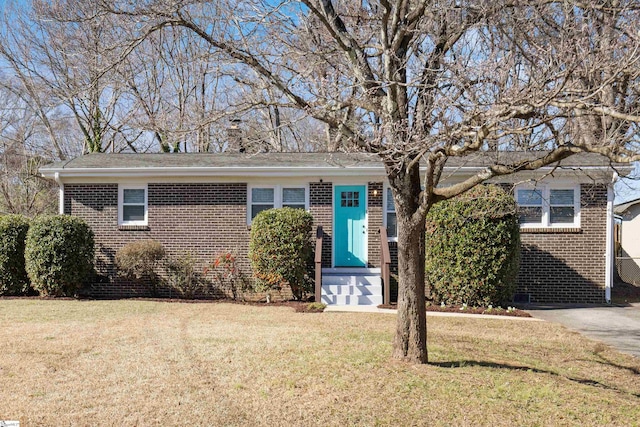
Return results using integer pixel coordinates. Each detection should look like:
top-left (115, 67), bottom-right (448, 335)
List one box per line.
top-left (426, 185), bottom-right (520, 306)
top-left (25, 215), bottom-right (95, 296)
top-left (249, 207), bottom-right (314, 300)
top-left (0, 214), bottom-right (31, 295)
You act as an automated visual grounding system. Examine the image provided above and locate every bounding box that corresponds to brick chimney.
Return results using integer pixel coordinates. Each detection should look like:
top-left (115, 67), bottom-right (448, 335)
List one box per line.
top-left (226, 118), bottom-right (246, 153)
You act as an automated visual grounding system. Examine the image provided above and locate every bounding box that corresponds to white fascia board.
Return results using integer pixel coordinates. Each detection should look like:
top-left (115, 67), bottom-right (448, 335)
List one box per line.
top-left (41, 166), bottom-right (386, 179)
top-left (41, 164), bottom-right (624, 181)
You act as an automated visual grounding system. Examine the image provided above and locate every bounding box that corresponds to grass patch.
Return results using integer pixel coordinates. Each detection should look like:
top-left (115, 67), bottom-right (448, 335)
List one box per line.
top-left (0, 300), bottom-right (639, 425)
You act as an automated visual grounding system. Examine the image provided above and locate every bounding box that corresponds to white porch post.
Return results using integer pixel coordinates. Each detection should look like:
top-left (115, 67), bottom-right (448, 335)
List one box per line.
top-left (55, 172), bottom-right (64, 215)
top-left (605, 182), bottom-right (615, 304)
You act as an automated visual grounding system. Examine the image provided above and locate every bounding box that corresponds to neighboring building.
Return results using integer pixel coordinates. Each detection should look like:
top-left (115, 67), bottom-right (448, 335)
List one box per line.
top-left (40, 151), bottom-right (627, 305)
top-left (614, 198), bottom-right (640, 284)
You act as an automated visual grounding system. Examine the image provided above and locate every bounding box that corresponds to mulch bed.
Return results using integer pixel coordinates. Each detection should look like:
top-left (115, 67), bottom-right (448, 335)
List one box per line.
top-left (378, 303), bottom-right (532, 317)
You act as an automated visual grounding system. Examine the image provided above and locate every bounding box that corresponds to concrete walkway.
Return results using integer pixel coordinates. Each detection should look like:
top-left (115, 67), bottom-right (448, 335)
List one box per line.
top-left (526, 303), bottom-right (640, 358)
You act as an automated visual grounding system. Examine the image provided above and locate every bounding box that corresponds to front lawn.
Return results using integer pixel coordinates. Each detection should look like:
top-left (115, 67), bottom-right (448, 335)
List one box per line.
top-left (0, 300), bottom-right (638, 426)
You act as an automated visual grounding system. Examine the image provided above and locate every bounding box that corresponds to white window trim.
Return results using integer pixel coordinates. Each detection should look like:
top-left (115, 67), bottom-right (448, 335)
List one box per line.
top-left (383, 184), bottom-right (398, 242)
top-left (516, 183), bottom-right (581, 228)
top-left (247, 184), bottom-right (309, 224)
top-left (118, 184), bottom-right (148, 226)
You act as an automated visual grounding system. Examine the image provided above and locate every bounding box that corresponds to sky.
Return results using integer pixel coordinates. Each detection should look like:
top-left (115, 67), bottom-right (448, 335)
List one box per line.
top-left (615, 163), bottom-right (640, 204)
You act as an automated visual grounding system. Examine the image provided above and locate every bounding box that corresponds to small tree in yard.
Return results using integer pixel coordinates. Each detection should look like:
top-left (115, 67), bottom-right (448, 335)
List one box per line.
top-left (249, 208), bottom-right (313, 302)
top-left (25, 215), bottom-right (94, 297)
top-left (0, 214), bottom-right (31, 295)
top-left (426, 185), bottom-right (520, 307)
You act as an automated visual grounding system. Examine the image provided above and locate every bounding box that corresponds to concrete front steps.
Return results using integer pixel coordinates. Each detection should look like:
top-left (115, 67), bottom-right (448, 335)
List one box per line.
top-left (320, 268), bottom-right (383, 306)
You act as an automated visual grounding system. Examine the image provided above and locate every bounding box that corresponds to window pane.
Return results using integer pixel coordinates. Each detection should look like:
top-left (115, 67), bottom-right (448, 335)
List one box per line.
top-left (123, 205), bottom-right (145, 221)
top-left (340, 191), bottom-right (359, 208)
top-left (251, 204), bottom-right (272, 219)
top-left (283, 203), bottom-right (305, 209)
top-left (283, 188), bottom-right (305, 204)
top-left (387, 212), bottom-right (397, 238)
top-left (517, 189), bottom-right (542, 205)
top-left (550, 189), bottom-right (574, 206)
top-left (123, 189), bottom-right (145, 204)
top-left (252, 188), bottom-right (274, 204)
top-left (518, 207), bottom-right (543, 224)
top-left (550, 206), bottom-right (575, 223)
top-left (386, 188), bottom-right (395, 212)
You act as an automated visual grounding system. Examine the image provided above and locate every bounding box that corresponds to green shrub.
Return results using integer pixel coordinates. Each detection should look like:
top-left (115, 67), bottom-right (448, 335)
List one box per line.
top-left (425, 185), bottom-right (520, 306)
top-left (248, 207), bottom-right (314, 301)
top-left (25, 215), bottom-right (95, 296)
top-left (0, 215), bottom-right (31, 295)
top-left (115, 239), bottom-right (165, 295)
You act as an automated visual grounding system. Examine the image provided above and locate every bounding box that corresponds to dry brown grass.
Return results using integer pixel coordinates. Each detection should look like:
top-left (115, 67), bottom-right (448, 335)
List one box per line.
top-left (0, 299), bottom-right (639, 426)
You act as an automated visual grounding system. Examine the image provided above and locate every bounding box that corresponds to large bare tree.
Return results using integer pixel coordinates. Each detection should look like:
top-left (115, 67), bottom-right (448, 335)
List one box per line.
top-left (28, 0), bottom-right (640, 362)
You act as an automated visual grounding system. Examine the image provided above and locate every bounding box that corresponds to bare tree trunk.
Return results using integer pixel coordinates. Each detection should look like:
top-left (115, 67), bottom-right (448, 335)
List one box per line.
top-left (387, 159), bottom-right (429, 363)
top-left (392, 194), bottom-right (428, 363)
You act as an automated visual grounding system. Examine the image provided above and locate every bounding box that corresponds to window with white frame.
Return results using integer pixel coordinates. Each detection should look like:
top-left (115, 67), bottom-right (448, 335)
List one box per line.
top-left (119, 185), bottom-right (147, 226)
top-left (515, 184), bottom-right (580, 228)
top-left (385, 187), bottom-right (397, 238)
top-left (250, 187), bottom-right (275, 219)
top-left (248, 185), bottom-right (308, 222)
top-left (282, 187), bottom-right (306, 209)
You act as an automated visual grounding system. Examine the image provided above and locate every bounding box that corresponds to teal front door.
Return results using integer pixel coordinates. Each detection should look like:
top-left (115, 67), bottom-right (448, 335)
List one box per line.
top-left (334, 185), bottom-right (366, 267)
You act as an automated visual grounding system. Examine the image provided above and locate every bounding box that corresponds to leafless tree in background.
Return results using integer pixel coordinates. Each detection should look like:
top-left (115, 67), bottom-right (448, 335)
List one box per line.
top-left (0, 81), bottom-right (57, 215)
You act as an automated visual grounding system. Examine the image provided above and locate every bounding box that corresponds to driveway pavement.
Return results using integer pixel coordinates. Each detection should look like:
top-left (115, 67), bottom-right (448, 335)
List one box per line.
top-left (526, 303), bottom-right (640, 358)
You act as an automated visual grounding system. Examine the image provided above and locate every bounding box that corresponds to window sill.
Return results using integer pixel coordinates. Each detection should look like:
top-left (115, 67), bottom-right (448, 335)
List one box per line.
top-left (118, 225), bottom-right (150, 231)
top-left (520, 227), bottom-right (581, 234)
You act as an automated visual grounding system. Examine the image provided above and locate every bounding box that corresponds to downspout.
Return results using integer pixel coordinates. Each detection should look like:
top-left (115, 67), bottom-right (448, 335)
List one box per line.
top-left (54, 172), bottom-right (64, 215)
top-left (604, 172), bottom-right (618, 304)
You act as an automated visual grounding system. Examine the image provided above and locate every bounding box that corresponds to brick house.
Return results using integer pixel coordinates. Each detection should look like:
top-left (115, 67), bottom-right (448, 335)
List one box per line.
top-left (40, 151), bottom-right (627, 304)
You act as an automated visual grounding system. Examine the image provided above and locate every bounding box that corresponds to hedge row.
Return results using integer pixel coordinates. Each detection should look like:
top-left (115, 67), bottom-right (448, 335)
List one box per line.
top-left (0, 215), bottom-right (94, 297)
top-left (0, 215), bottom-right (31, 295)
top-left (425, 185), bottom-right (521, 307)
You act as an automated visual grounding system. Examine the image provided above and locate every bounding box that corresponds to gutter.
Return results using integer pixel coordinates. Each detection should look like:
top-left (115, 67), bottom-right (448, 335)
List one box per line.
top-left (39, 164), bottom-right (628, 180)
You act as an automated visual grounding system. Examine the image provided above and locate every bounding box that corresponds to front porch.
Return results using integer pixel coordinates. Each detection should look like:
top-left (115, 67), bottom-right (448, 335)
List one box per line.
top-left (315, 226), bottom-right (392, 306)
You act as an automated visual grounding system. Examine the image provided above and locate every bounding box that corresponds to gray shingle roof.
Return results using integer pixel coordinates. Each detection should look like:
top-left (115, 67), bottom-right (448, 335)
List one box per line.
top-left (42, 151), bottom-right (626, 172)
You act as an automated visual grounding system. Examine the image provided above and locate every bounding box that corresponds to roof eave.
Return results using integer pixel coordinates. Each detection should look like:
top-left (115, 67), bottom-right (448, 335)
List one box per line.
top-left (40, 164), bottom-right (625, 180)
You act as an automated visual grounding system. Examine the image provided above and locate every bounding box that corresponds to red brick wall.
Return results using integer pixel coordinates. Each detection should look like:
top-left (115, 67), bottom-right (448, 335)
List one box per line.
top-left (367, 182), bottom-right (384, 268)
top-left (516, 183), bottom-right (608, 303)
top-left (309, 182), bottom-right (333, 268)
top-left (65, 183), bottom-right (251, 298)
top-left (65, 181), bottom-right (609, 303)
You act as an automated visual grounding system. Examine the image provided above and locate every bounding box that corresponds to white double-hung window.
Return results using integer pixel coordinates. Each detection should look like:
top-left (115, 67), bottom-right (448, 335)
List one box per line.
top-left (515, 184), bottom-right (580, 228)
top-left (385, 187), bottom-right (397, 239)
top-left (119, 184), bottom-right (148, 226)
top-left (250, 187), bottom-right (275, 219)
top-left (248, 185), bottom-right (308, 223)
top-left (282, 187), bottom-right (306, 209)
